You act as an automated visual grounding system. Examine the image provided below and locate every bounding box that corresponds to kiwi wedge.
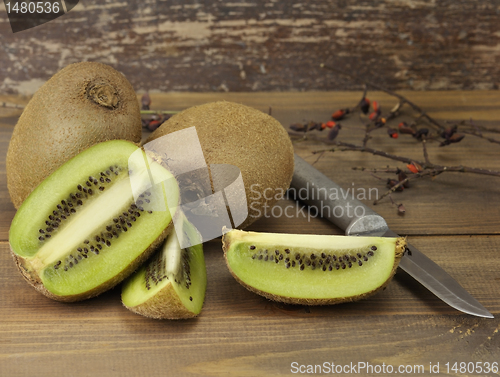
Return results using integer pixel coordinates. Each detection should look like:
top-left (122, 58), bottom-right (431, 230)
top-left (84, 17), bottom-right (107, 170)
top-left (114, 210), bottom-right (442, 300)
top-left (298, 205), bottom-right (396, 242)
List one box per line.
top-left (9, 140), bottom-right (179, 302)
top-left (223, 229), bottom-right (407, 305)
top-left (122, 214), bottom-right (207, 319)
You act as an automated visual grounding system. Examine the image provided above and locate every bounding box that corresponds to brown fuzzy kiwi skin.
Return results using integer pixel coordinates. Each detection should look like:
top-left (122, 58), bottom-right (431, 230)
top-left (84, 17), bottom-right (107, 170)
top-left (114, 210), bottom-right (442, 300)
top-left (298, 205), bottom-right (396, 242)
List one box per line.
top-left (144, 101), bottom-right (294, 229)
top-left (123, 284), bottom-right (197, 320)
top-left (10, 222), bottom-right (174, 303)
top-left (222, 235), bottom-right (407, 306)
top-left (6, 62), bottom-right (142, 209)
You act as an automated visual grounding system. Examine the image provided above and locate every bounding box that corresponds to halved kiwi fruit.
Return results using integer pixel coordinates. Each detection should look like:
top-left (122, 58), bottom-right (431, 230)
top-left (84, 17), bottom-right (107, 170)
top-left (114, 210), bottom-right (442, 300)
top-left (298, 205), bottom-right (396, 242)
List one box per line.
top-left (9, 140), bottom-right (179, 302)
top-left (223, 229), bottom-right (407, 305)
top-left (121, 214), bottom-right (207, 319)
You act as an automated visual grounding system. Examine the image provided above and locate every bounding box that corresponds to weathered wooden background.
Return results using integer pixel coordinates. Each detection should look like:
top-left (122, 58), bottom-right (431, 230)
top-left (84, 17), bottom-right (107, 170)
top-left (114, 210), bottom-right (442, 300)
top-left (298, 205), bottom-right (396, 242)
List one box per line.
top-left (1, 0), bottom-right (500, 95)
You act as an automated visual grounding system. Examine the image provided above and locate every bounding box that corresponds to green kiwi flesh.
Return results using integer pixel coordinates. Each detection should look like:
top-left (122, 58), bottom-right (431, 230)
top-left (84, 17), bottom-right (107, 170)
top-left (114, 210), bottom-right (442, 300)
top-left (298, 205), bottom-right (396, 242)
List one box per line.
top-left (223, 229), bottom-right (406, 305)
top-left (121, 215), bottom-right (207, 319)
top-left (9, 140), bottom-right (179, 301)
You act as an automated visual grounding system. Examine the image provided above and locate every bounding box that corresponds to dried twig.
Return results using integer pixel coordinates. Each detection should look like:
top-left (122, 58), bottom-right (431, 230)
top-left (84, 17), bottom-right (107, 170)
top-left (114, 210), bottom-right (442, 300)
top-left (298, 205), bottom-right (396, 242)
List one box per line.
top-left (313, 141), bottom-right (500, 178)
top-left (320, 63), bottom-right (445, 131)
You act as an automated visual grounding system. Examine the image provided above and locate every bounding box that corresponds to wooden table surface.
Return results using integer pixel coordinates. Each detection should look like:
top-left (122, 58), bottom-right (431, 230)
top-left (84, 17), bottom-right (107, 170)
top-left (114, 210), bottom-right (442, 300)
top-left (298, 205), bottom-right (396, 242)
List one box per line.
top-left (0, 91), bottom-right (499, 376)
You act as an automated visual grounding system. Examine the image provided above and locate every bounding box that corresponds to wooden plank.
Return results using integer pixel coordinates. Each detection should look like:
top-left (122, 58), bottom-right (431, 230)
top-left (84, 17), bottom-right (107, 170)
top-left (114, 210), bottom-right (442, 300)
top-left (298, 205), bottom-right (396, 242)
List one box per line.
top-left (1, 1), bottom-right (500, 94)
top-left (0, 234), bottom-right (498, 376)
top-left (2, 91), bottom-right (499, 240)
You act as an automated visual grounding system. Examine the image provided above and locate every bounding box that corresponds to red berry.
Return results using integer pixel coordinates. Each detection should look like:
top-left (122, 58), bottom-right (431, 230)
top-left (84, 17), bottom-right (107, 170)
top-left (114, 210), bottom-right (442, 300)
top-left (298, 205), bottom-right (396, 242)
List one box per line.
top-left (325, 121), bottom-right (336, 128)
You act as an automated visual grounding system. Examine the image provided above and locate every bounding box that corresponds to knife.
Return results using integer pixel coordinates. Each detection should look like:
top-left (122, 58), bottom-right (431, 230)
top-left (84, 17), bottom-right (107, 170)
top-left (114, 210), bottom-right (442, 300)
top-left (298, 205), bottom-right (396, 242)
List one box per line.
top-left (291, 154), bottom-right (493, 318)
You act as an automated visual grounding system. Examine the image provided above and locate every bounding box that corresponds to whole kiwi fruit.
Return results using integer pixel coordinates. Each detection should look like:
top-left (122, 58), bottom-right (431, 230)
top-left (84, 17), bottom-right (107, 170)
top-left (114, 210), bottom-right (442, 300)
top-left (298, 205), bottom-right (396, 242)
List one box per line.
top-left (6, 61), bottom-right (142, 209)
top-left (145, 101), bottom-right (294, 229)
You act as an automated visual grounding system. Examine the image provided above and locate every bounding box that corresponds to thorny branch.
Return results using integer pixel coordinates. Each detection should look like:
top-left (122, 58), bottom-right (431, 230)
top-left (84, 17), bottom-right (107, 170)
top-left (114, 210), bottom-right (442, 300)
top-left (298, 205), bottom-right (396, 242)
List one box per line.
top-left (287, 65), bottom-right (500, 212)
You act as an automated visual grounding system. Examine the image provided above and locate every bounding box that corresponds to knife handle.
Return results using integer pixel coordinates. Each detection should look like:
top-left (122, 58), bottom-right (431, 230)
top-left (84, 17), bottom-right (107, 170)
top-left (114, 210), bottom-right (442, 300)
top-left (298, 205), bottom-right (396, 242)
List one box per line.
top-left (290, 154), bottom-right (388, 236)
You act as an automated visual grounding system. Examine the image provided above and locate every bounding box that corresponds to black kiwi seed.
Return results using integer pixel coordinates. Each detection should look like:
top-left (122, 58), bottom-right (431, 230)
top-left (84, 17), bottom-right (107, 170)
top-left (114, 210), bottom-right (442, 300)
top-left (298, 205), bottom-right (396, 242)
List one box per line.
top-left (295, 254), bottom-right (300, 260)
top-left (367, 251), bottom-right (374, 256)
top-left (258, 255), bottom-right (263, 260)
top-left (84, 240), bottom-right (89, 244)
top-left (371, 246), bottom-right (377, 251)
top-left (328, 265), bottom-right (333, 271)
top-left (249, 245), bottom-right (256, 250)
top-left (341, 263), bottom-right (346, 269)
top-left (363, 256), bottom-right (368, 261)
top-left (285, 249), bottom-right (290, 254)
top-left (285, 262), bottom-right (290, 268)
top-left (358, 260), bottom-right (363, 266)
top-left (357, 253), bottom-right (362, 258)
top-left (348, 262), bottom-right (352, 268)
top-left (321, 252), bottom-right (326, 258)
top-left (77, 185), bottom-right (83, 191)
top-left (189, 296), bottom-right (193, 301)
top-left (279, 254), bottom-right (283, 260)
top-left (39, 229), bottom-right (45, 234)
top-left (251, 254), bottom-right (256, 259)
top-left (291, 261), bottom-right (296, 267)
top-left (322, 265), bottom-right (327, 271)
top-left (300, 264), bottom-right (305, 271)
top-left (38, 236), bottom-right (45, 241)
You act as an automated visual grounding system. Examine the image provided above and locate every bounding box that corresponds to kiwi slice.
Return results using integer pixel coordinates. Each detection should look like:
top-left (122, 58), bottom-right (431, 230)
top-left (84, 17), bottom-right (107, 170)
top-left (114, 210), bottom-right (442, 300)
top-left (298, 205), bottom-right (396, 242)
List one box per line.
top-left (9, 140), bottom-right (179, 302)
top-left (223, 229), bottom-right (407, 305)
top-left (121, 214), bottom-right (207, 319)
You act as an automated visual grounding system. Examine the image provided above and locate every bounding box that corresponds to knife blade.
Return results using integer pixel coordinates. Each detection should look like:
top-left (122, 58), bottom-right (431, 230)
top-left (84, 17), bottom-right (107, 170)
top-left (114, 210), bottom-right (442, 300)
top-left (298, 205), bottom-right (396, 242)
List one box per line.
top-left (290, 154), bottom-right (493, 318)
